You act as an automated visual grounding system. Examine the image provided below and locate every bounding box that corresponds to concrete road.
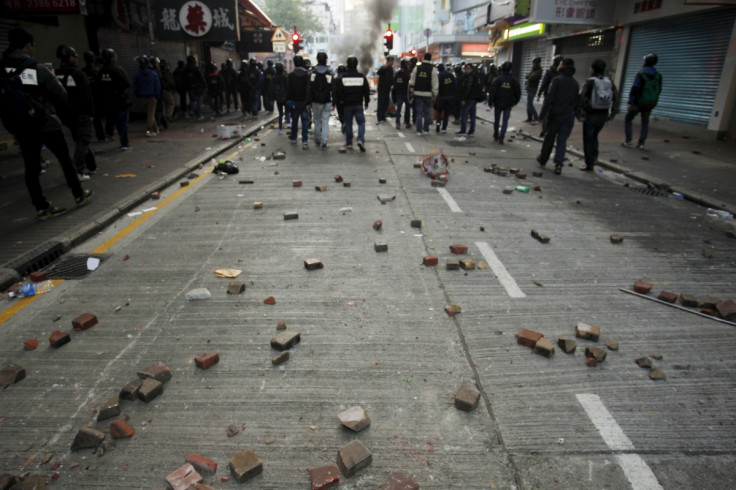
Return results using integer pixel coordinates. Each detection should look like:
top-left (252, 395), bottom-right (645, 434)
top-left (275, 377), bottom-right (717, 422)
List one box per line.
top-left (1, 111), bottom-right (735, 489)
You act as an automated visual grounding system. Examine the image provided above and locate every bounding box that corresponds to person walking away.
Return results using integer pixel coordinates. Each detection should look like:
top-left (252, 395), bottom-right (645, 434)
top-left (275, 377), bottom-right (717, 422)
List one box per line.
top-left (237, 60), bottom-right (250, 116)
top-left (0, 28), bottom-right (93, 219)
top-left (407, 56), bottom-right (418, 128)
top-left (524, 57), bottom-right (542, 122)
top-left (333, 64), bottom-right (347, 133)
top-left (409, 53), bottom-right (438, 136)
top-left (537, 54), bottom-right (563, 136)
top-left (435, 64), bottom-right (455, 133)
top-left (158, 59), bottom-right (177, 121)
top-left (577, 59), bottom-right (618, 171)
top-left (488, 61), bottom-right (521, 144)
top-left (309, 52), bottom-right (333, 149)
top-left (133, 55), bottom-right (161, 136)
top-left (457, 63), bottom-right (484, 137)
top-left (391, 59), bottom-right (410, 130)
top-left (82, 51), bottom-right (105, 141)
top-left (623, 53), bottom-right (661, 150)
top-left (55, 45), bottom-right (97, 179)
top-left (173, 60), bottom-right (188, 117)
top-left (246, 58), bottom-right (263, 118)
top-left (484, 63), bottom-right (498, 100)
top-left (98, 48), bottom-right (132, 149)
top-left (271, 62), bottom-right (288, 134)
top-left (184, 55), bottom-right (206, 120)
top-left (537, 58), bottom-right (579, 175)
top-left (151, 58), bottom-right (168, 131)
top-left (336, 55), bottom-right (370, 151)
top-left (203, 61), bottom-right (223, 117)
top-left (221, 59), bottom-right (238, 113)
top-left (263, 60), bottom-right (275, 112)
top-left (376, 56), bottom-right (394, 124)
top-left (286, 55), bottom-right (311, 148)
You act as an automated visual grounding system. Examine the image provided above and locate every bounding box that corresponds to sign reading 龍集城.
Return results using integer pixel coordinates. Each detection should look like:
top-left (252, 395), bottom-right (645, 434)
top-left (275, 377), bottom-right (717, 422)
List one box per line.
top-left (155, 0), bottom-right (240, 42)
top-left (530, 0), bottom-right (616, 25)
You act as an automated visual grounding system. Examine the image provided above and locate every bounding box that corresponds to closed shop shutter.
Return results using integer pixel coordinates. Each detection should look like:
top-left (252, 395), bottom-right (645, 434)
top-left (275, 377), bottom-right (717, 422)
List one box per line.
top-left (621, 9), bottom-right (736, 126)
top-left (554, 29), bottom-right (616, 88)
top-left (97, 28), bottom-right (144, 81)
top-left (518, 38), bottom-right (552, 93)
top-left (155, 41), bottom-right (188, 67)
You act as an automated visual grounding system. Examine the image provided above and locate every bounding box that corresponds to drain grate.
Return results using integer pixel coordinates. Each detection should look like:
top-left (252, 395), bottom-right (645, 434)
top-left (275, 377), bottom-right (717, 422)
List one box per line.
top-left (627, 185), bottom-right (668, 198)
top-left (40, 253), bottom-right (110, 280)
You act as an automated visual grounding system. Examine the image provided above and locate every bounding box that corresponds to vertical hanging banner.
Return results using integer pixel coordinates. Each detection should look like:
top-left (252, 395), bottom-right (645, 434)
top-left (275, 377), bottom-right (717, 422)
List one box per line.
top-left (155, 0), bottom-right (240, 41)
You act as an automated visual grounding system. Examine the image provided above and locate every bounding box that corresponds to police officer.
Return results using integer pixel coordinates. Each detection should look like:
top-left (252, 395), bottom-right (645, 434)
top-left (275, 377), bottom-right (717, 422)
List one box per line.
top-left (335, 56), bottom-right (370, 152)
top-left (409, 52), bottom-right (438, 136)
top-left (98, 48), bottom-right (132, 148)
top-left (435, 63), bottom-right (455, 134)
top-left (56, 45), bottom-right (97, 179)
top-left (221, 59), bottom-right (238, 113)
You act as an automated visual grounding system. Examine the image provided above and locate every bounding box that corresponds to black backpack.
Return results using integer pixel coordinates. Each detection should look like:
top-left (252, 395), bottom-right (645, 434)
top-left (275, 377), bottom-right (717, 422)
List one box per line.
top-left (0, 58), bottom-right (46, 134)
top-left (310, 69), bottom-right (333, 103)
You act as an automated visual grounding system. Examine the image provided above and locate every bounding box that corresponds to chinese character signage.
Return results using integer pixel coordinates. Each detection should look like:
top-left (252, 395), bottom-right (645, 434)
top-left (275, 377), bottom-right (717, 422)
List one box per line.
top-left (0, 0), bottom-right (85, 14)
top-left (154, 0), bottom-right (239, 41)
top-left (530, 0), bottom-right (616, 25)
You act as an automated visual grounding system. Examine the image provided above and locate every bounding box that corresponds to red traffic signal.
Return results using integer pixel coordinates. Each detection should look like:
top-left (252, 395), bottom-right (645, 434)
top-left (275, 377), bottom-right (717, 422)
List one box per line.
top-left (292, 32), bottom-right (302, 53)
top-left (410, 48), bottom-right (417, 57)
top-left (384, 29), bottom-right (393, 50)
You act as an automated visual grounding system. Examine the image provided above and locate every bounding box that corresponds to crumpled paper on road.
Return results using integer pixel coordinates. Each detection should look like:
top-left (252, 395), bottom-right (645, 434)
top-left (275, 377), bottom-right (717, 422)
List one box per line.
top-left (215, 268), bottom-right (242, 278)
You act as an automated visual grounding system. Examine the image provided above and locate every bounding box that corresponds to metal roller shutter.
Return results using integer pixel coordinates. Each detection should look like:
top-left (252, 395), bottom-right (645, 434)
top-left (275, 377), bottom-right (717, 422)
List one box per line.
top-left (554, 29), bottom-right (616, 88)
top-left (155, 41), bottom-right (188, 67)
top-left (621, 9), bottom-right (736, 125)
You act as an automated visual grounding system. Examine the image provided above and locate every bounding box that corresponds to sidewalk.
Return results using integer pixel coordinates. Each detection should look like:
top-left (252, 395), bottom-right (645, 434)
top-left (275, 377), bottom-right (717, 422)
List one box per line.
top-left (480, 103), bottom-right (736, 214)
top-left (0, 108), bottom-right (277, 289)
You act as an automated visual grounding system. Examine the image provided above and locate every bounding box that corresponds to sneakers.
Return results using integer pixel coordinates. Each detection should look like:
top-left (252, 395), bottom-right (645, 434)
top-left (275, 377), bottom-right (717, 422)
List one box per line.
top-left (77, 172), bottom-right (91, 181)
top-left (636, 142), bottom-right (645, 150)
top-left (455, 131), bottom-right (466, 136)
top-left (321, 144), bottom-right (328, 150)
top-left (289, 139), bottom-right (297, 144)
top-left (146, 131), bottom-right (158, 137)
top-left (302, 141), bottom-right (308, 149)
top-left (417, 131), bottom-right (422, 136)
top-left (121, 145), bottom-right (132, 151)
top-left (621, 141), bottom-right (634, 148)
top-left (345, 143), bottom-right (353, 150)
top-left (554, 165), bottom-right (562, 175)
top-left (75, 189), bottom-right (94, 207)
top-left (37, 205), bottom-right (67, 221)
top-left (467, 133), bottom-right (474, 137)
top-left (358, 142), bottom-right (365, 152)
top-left (441, 129), bottom-right (447, 134)
top-left (579, 165), bottom-right (594, 171)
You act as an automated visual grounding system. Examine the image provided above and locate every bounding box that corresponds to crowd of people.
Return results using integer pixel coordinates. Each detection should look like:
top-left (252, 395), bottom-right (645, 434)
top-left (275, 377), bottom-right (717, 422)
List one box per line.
top-left (1, 24), bottom-right (662, 219)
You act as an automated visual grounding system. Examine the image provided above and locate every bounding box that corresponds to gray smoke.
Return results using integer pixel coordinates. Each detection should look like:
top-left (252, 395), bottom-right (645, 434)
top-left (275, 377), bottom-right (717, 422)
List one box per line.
top-left (331, 0), bottom-right (398, 73)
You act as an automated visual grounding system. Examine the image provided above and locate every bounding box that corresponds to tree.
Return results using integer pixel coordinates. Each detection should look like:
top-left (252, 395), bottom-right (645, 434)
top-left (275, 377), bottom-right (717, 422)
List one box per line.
top-left (260, 0), bottom-right (324, 37)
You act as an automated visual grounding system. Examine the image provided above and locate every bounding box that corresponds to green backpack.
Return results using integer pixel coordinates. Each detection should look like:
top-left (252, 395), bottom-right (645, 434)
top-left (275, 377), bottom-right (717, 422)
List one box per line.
top-left (638, 71), bottom-right (661, 110)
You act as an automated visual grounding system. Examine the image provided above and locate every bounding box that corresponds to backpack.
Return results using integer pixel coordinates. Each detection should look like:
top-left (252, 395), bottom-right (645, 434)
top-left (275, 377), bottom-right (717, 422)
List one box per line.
top-left (638, 71), bottom-right (662, 110)
top-left (590, 76), bottom-right (613, 110)
top-left (0, 58), bottom-right (46, 134)
top-left (310, 69), bottom-right (333, 103)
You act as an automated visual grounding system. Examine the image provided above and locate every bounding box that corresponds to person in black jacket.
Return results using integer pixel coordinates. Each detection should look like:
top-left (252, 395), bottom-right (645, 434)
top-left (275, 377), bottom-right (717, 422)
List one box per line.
top-left (537, 54), bottom-right (563, 136)
top-left (375, 56), bottom-right (394, 124)
top-left (287, 55), bottom-right (311, 147)
top-left (204, 61), bottom-right (223, 117)
top-left (391, 59), bottom-right (410, 129)
top-left (82, 51), bottom-right (106, 140)
top-left (184, 55), bottom-right (206, 120)
top-left (457, 63), bottom-right (484, 137)
top-left (221, 59), bottom-right (238, 113)
top-left (524, 57), bottom-right (542, 122)
top-left (1, 28), bottom-right (93, 219)
top-left (577, 59), bottom-right (618, 171)
top-left (537, 58), bottom-right (579, 175)
top-left (56, 45), bottom-right (97, 179)
top-left (435, 64), bottom-right (455, 133)
top-left (246, 59), bottom-right (263, 118)
top-left (487, 61), bottom-right (521, 144)
top-left (335, 56), bottom-right (370, 151)
top-left (309, 52), bottom-right (333, 149)
top-left (98, 48), bottom-right (133, 148)
top-left (172, 60), bottom-right (188, 117)
top-left (262, 60), bottom-right (275, 113)
top-left (271, 62), bottom-right (288, 134)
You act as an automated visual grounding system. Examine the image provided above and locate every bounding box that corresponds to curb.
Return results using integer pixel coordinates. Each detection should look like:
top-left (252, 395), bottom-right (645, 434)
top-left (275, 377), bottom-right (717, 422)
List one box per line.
top-left (0, 116), bottom-right (277, 291)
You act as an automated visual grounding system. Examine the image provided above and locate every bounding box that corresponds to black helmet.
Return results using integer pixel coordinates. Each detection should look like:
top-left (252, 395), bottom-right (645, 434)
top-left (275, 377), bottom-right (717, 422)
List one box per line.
top-left (644, 53), bottom-right (658, 66)
top-left (316, 52), bottom-right (328, 65)
top-left (83, 51), bottom-right (95, 65)
top-left (337, 64), bottom-right (346, 74)
top-left (275, 62), bottom-right (284, 73)
top-left (135, 54), bottom-right (150, 67)
top-left (101, 48), bottom-right (116, 63)
top-left (500, 61), bottom-right (512, 72)
top-left (226, 58), bottom-right (233, 67)
top-left (532, 56), bottom-right (541, 64)
top-left (346, 56), bottom-right (358, 70)
top-left (56, 45), bottom-right (77, 61)
top-left (249, 57), bottom-right (256, 65)
top-left (400, 59), bottom-right (408, 70)
top-left (552, 54), bottom-right (563, 67)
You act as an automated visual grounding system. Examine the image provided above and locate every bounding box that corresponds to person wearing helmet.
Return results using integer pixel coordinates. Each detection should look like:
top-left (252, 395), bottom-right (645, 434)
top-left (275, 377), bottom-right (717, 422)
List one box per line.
top-left (81, 51), bottom-right (106, 141)
top-left (133, 55), bottom-right (161, 135)
top-left (246, 58), bottom-right (263, 118)
top-left (221, 59), bottom-right (238, 113)
top-left (309, 52), bottom-right (333, 150)
top-left (375, 56), bottom-right (394, 125)
top-left (286, 55), bottom-right (310, 147)
top-left (237, 60), bottom-right (251, 116)
top-left (204, 61), bottom-right (223, 117)
top-left (263, 59), bottom-right (275, 113)
top-left (391, 59), bottom-right (411, 130)
top-left (98, 48), bottom-right (132, 149)
top-left (335, 55), bottom-right (370, 151)
top-left (270, 62), bottom-right (289, 133)
top-left (56, 45), bottom-right (97, 180)
top-left (622, 53), bottom-right (661, 150)
top-left (524, 57), bottom-right (542, 123)
top-left (184, 55), bottom-right (206, 120)
top-left (487, 61), bottom-right (521, 144)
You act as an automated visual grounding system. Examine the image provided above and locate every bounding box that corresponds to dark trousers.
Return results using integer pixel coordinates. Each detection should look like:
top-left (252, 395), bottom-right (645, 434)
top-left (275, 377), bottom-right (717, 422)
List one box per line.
top-left (92, 104), bottom-right (105, 141)
top-left (377, 90), bottom-right (390, 122)
top-left (436, 96), bottom-right (453, 130)
top-left (582, 112), bottom-right (608, 168)
top-left (250, 90), bottom-right (261, 116)
top-left (539, 113), bottom-right (575, 166)
top-left (71, 117), bottom-right (97, 173)
top-left (263, 89), bottom-right (273, 112)
top-left (238, 87), bottom-right (250, 114)
top-left (624, 104), bottom-right (651, 145)
top-left (289, 101), bottom-right (309, 143)
top-left (395, 95), bottom-right (410, 126)
top-left (105, 109), bottom-right (129, 147)
top-left (225, 88), bottom-right (238, 111)
top-left (17, 129), bottom-right (83, 210)
top-left (177, 89), bottom-right (188, 113)
top-left (493, 106), bottom-right (511, 140)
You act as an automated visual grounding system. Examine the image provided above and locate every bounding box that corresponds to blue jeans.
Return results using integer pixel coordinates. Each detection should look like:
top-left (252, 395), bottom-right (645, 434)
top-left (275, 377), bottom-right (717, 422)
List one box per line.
top-left (285, 100), bottom-right (293, 125)
top-left (395, 95), bottom-right (409, 126)
top-left (415, 96), bottom-right (432, 133)
top-left (624, 104), bottom-right (650, 145)
top-left (460, 99), bottom-right (477, 134)
top-left (290, 101), bottom-right (309, 143)
top-left (114, 110), bottom-right (129, 147)
top-left (343, 105), bottom-right (365, 145)
top-left (526, 91), bottom-right (538, 120)
top-left (493, 106), bottom-right (511, 140)
top-left (188, 93), bottom-right (202, 118)
top-left (312, 101), bottom-right (332, 145)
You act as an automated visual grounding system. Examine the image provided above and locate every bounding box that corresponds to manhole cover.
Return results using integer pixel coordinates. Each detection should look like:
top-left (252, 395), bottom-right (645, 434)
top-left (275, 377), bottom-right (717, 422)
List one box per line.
top-left (40, 253), bottom-right (110, 280)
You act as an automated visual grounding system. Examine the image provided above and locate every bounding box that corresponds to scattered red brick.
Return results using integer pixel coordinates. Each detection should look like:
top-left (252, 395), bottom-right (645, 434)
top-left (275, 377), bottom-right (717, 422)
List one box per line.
top-left (449, 244), bottom-right (467, 254)
top-left (373, 220), bottom-right (383, 231)
top-left (423, 256), bottom-right (438, 266)
top-left (29, 271), bottom-right (48, 282)
top-left (72, 313), bottom-right (98, 331)
top-left (194, 352), bottom-right (220, 370)
top-left (633, 281), bottom-right (653, 294)
top-left (185, 454), bottom-right (218, 474)
top-left (516, 328), bottom-right (543, 348)
top-left (109, 419), bottom-right (135, 439)
top-left (24, 339), bottom-right (38, 351)
top-left (657, 290), bottom-right (678, 303)
top-left (264, 296), bottom-right (276, 305)
top-left (49, 330), bottom-right (71, 348)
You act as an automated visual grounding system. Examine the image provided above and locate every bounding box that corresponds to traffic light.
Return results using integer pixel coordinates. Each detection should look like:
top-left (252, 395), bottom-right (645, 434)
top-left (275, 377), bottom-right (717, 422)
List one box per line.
top-left (384, 27), bottom-right (393, 51)
top-left (410, 48), bottom-right (417, 57)
top-left (292, 32), bottom-right (302, 54)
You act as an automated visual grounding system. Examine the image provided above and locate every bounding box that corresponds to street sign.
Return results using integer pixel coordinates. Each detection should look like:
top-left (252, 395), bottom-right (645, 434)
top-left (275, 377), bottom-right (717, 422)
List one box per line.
top-left (271, 27), bottom-right (289, 43)
top-left (273, 42), bottom-right (286, 53)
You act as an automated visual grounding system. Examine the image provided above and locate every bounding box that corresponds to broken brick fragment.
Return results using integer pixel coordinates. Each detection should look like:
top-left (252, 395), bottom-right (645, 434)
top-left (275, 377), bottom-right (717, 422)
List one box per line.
top-left (304, 258), bottom-right (324, 270)
top-left (605, 340), bottom-right (619, 351)
top-left (410, 220), bottom-right (422, 228)
top-left (454, 380), bottom-right (480, 412)
top-left (574, 323), bottom-right (600, 342)
top-left (380, 472), bottom-right (420, 490)
top-left (431, 179), bottom-right (446, 187)
top-left (679, 293), bottom-right (698, 307)
top-left (284, 212), bottom-right (298, 220)
top-left (699, 296), bottom-right (721, 310)
top-left (97, 395), bottom-right (121, 421)
top-left (229, 447), bottom-right (263, 483)
top-left (194, 352), bottom-right (220, 370)
top-left (516, 328), bottom-right (543, 348)
top-left (585, 358), bottom-right (598, 368)
top-left (271, 331), bottom-right (301, 351)
top-left (657, 290), bottom-right (678, 303)
top-left (72, 313), bottom-right (98, 331)
top-left (0, 364), bottom-right (26, 386)
top-left (422, 256), bottom-right (438, 267)
top-left (71, 427), bottom-right (105, 451)
top-left (459, 258), bottom-right (476, 270)
top-left (649, 368), bottom-right (666, 380)
top-left (272, 351), bottom-right (290, 365)
top-left (49, 330), bottom-right (71, 348)
top-left (166, 463), bottom-right (202, 490)
top-left (120, 379), bottom-right (143, 400)
top-left (253, 202), bottom-right (263, 209)
top-left (716, 299), bottom-right (736, 321)
top-left (337, 440), bottom-right (372, 478)
top-left (264, 296), bottom-right (276, 305)
top-left (531, 229), bottom-right (550, 244)
top-left (444, 304), bottom-right (462, 317)
top-left (635, 357), bottom-right (652, 368)
top-left (633, 281), bottom-right (653, 294)
top-left (557, 337), bottom-right (577, 354)
top-left (610, 234), bottom-right (624, 244)
top-left (276, 320), bottom-right (287, 330)
top-left (109, 419), bottom-right (135, 439)
top-left (585, 346), bottom-right (607, 362)
top-left (137, 362), bottom-right (172, 383)
top-left (29, 270), bottom-right (48, 282)
top-left (293, 180), bottom-right (302, 187)
top-left (185, 454), bottom-right (218, 473)
top-left (446, 259), bottom-right (460, 271)
top-left (315, 185), bottom-right (327, 192)
top-left (24, 339), bottom-right (38, 351)
top-left (334, 175), bottom-right (343, 182)
top-left (227, 281), bottom-right (245, 294)
top-left (308, 465), bottom-right (340, 490)
top-left (373, 220), bottom-right (383, 231)
top-left (338, 406), bottom-right (371, 432)
top-left (533, 338), bottom-right (555, 358)
top-left (516, 172), bottom-right (527, 179)
top-left (700, 308), bottom-right (716, 316)
top-left (449, 244), bottom-right (467, 254)
top-left (137, 378), bottom-right (164, 402)
top-left (374, 242), bottom-right (388, 252)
